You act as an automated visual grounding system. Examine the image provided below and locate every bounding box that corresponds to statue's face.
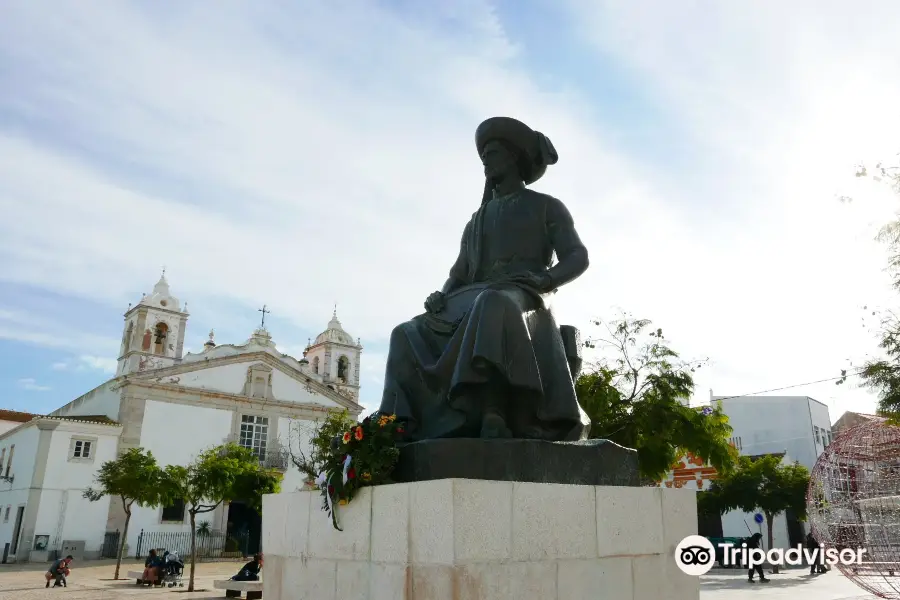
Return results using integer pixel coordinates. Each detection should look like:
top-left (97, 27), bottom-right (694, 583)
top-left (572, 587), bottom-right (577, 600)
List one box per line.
top-left (481, 140), bottom-right (519, 182)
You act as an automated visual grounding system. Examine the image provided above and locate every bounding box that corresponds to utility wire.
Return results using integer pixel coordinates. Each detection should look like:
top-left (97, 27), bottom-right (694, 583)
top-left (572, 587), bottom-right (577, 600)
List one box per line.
top-left (706, 368), bottom-right (866, 403)
top-left (592, 368), bottom-right (868, 440)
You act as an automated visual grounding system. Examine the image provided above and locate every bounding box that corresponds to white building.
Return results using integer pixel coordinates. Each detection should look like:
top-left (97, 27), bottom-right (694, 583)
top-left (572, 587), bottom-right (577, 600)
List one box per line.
top-left (709, 394), bottom-right (834, 551)
top-left (0, 416), bottom-right (121, 563)
top-left (711, 394), bottom-right (834, 471)
top-left (0, 274), bottom-right (364, 562)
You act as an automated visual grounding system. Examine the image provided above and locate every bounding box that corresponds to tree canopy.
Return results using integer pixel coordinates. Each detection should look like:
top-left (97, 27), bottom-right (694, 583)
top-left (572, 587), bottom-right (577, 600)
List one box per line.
top-left (83, 448), bottom-right (168, 580)
top-left (162, 443), bottom-right (281, 591)
top-left (576, 314), bottom-right (737, 481)
top-left (700, 453), bottom-right (809, 560)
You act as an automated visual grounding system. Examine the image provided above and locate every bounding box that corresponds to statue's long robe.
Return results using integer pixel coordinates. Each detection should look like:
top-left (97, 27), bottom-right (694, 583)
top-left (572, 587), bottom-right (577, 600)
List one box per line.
top-left (378, 189), bottom-right (588, 441)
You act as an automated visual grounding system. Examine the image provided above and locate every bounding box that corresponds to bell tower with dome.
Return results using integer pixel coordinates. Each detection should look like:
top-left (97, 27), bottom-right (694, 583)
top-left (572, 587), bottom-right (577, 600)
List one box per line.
top-left (305, 308), bottom-right (363, 402)
top-left (116, 271), bottom-right (189, 376)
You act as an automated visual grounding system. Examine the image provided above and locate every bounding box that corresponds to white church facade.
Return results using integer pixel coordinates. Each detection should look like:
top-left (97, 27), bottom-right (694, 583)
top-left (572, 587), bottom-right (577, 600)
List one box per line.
top-left (0, 274), bottom-right (364, 563)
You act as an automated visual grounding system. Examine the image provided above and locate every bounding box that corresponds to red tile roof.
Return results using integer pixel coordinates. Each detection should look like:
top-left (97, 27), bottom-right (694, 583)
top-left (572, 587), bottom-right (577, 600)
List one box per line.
top-left (0, 409), bottom-right (39, 423)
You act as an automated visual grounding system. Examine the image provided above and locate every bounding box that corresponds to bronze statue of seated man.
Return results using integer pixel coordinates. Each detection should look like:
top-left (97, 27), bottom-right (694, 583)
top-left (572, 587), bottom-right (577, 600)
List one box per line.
top-left (378, 117), bottom-right (591, 442)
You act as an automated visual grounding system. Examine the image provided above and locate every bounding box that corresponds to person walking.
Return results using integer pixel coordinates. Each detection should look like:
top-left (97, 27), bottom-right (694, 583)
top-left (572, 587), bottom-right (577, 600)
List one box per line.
top-left (807, 532), bottom-right (827, 574)
top-left (745, 533), bottom-right (769, 583)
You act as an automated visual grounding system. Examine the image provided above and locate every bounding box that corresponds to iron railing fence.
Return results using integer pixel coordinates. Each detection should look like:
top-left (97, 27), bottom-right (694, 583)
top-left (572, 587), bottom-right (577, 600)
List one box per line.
top-left (133, 529), bottom-right (250, 562)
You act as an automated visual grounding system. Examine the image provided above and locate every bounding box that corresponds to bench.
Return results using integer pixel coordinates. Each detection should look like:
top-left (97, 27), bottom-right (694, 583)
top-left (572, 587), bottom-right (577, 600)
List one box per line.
top-left (127, 570), bottom-right (169, 586)
top-left (127, 571), bottom-right (147, 584)
top-left (213, 579), bottom-right (263, 599)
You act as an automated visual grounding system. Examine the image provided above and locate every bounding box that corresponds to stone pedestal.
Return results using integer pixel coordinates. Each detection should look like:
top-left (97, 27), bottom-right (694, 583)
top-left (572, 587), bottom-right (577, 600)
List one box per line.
top-left (394, 438), bottom-right (639, 486)
top-left (261, 480), bottom-right (699, 599)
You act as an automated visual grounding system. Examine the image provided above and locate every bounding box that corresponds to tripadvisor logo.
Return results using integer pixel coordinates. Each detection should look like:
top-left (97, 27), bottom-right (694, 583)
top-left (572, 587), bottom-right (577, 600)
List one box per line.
top-left (674, 535), bottom-right (867, 576)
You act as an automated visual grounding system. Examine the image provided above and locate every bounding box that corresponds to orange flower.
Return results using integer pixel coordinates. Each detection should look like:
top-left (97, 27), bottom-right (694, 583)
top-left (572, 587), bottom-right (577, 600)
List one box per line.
top-left (361, 472), bottom-right (372, 482)
top-left (342, 431), bottom-right (351, 444)
top-left (354, 426), bottom-right (364, 441)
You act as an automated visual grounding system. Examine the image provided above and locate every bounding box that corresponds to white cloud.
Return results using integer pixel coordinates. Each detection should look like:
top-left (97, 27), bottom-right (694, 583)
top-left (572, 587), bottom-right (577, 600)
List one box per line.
top-left (1, 2), bottom-right (899, 420)
top-left (552, 0), bottom-right (900, 419)
top-left (0, 308), bottom-right (119, 356)
top-left (17, 378), bottom-right (51, 392)
top-left (47, 355), bottom-right (119, 375)
top-left (76, 355), bottom-right (117, 374)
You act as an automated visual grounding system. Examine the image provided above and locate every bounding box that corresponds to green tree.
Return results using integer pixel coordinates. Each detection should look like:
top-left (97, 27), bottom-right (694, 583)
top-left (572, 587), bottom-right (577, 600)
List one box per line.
top-left (83, 448), bottom-right (168, 580)
top-left (161, 443), bottom-right (281, 591)
top-left (576, 314), bottom-right (737, 481)
top-left (702, 454), bottom-right (810, 572)
top-left (289, 409), bottom-right (357, 483)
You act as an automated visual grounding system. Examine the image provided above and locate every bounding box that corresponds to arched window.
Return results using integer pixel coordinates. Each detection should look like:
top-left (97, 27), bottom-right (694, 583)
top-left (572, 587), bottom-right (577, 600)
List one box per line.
top-left (337, 356), bottom-right (350, 383)
top-left (141, 329), bottom-right (152, 351)
top-left (313, 356), bottom-right (320, 374)
top-left (153, 322), bottom-right (169, 355)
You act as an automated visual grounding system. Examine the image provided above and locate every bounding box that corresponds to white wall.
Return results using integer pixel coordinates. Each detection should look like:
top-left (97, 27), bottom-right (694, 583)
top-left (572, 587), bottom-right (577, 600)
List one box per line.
top-left (808, 399), bottom-right (834, 459)
top-left (164, 361), bottom-right (342, 408)
top-left (167, 362), bottom-right (250, 396)
top-left (50, 380), bottom-right (122, 421)
top-left (126, 400), bottom-right (233, 550)
top-left (721, 509), bottom-right (791, 551)
top-left (277, 417), bottom-right (316, 492)
top-left (0, 425), bottom-right (40, 497)
top-left (0, 488), bottom-right (29, 557)
top-left (32, 425), bottom-right (119, 556)
top-left (0, 421), bottom-right (21, 435)
top-left (0, 424), bottom-right (35, 559)
top-left (713, 396), bottom-right (830, 470)
top-left (270, 370), bottom-right (340, 408)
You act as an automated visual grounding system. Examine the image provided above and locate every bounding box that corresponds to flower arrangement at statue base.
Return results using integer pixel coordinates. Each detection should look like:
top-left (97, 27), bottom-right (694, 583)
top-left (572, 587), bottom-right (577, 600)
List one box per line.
top-left (314, 411), bottom-right (403, 530)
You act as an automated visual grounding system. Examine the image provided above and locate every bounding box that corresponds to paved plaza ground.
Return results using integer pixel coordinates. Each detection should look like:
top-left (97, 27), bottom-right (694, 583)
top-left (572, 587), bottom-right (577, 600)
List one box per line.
top-left (0, 560), bottom-right (885, 599)
top-left (0, 559), bottom-right (241, 600)
top-left (701, 567), bottom-right (879, 600)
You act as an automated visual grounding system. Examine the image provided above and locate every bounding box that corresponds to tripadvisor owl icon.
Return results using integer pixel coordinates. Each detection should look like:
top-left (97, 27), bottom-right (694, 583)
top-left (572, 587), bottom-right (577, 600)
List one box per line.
top-left (675, 535), bottom-right (716, 576)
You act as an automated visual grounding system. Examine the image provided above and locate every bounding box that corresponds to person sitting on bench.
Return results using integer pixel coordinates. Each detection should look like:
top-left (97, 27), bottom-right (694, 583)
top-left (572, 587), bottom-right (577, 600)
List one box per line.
top-left (142, 549), bottom-right (164, 585)
top-left (231, 553), bottom-right (263, 581)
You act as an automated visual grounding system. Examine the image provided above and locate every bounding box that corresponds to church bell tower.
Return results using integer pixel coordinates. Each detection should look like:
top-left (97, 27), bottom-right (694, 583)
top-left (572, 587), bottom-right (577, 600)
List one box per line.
top-left (116, 272), bottom-right (189, 376)
top-left (305, 308), bottom-right (363, 402)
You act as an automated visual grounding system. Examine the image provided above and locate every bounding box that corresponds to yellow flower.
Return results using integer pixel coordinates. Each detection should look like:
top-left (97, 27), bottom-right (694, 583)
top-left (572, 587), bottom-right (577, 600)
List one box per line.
top-left (361, 472), bottom-right (372, 482)
top-left (388, 414), bottom-right (396, 422)
top-left (339, 498), bottom-right (348, 506)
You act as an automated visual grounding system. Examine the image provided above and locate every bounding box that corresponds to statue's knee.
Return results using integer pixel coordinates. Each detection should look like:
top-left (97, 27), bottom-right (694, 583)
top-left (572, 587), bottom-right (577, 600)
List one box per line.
top-left (475, 289), bottom-right (513, 310)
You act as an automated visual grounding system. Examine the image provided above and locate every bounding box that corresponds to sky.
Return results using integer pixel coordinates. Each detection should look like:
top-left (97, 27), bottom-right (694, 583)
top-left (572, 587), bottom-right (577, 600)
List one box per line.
top-left (2, 1), bottom-right (900, 424)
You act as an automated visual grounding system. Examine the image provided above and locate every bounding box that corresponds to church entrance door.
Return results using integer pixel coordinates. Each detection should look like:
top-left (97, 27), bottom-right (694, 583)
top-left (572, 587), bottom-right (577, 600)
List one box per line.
top-left (226, 502), bottom-right (261, 556)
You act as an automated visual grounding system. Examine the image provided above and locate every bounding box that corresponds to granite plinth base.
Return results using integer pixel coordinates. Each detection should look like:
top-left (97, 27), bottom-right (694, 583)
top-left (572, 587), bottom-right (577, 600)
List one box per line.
top-left (393, 438), bottom-right (639, 486)
top-left (261, 480), bottom-right (699, 600)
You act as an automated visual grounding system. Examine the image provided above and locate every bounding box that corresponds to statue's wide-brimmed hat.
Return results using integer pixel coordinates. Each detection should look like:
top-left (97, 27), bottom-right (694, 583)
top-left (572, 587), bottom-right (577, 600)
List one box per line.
top-left (475, 116), bottom-right (558, 184)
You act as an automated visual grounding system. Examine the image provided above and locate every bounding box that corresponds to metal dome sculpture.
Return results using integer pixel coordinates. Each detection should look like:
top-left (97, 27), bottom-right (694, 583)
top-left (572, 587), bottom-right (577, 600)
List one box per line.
top-left (807, 418), bottom-right (900, 598)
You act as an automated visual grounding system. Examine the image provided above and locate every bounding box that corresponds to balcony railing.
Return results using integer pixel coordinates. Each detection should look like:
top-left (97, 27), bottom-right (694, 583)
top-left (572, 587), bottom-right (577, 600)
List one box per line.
top-left (220, 435), bottom-right (289, 471)
top-left (259, 448), bottom-right (289, 471)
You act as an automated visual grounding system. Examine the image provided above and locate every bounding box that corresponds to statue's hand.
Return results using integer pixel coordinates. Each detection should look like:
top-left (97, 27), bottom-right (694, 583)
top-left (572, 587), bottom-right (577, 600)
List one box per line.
top-left (424, 291), bottom-right (446, 314)
top-left (509, 271), bottom-right (554, 293)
